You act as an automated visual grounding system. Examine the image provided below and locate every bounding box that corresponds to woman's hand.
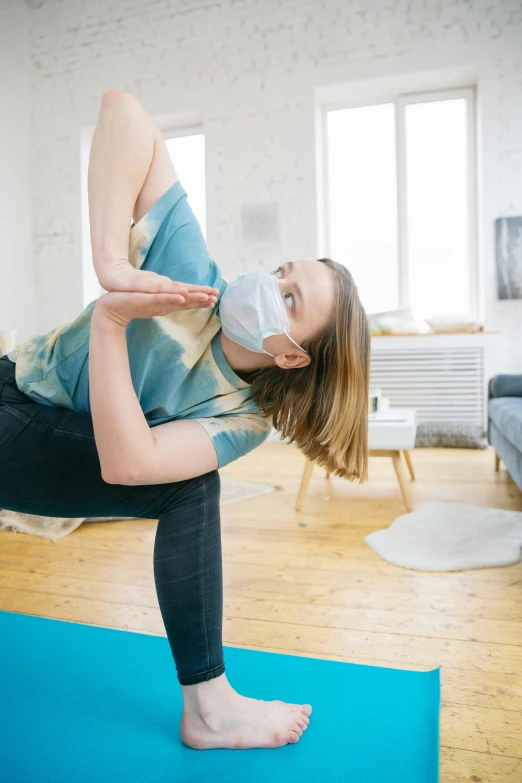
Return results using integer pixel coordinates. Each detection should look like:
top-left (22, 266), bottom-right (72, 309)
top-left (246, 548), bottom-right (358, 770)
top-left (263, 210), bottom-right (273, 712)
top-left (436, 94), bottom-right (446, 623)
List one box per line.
top-left (98, 258), bottom-right (216, 298)
top-left (95, 287), bottom-right (217, 328)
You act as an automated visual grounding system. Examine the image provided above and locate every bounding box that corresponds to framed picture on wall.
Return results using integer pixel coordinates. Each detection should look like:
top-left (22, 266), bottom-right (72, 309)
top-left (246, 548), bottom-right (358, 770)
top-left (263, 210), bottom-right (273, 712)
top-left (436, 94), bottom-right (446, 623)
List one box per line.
top-left (239, 201), bottom-right (282, 260)
top-left (495, 216), bottom-right (522, 299)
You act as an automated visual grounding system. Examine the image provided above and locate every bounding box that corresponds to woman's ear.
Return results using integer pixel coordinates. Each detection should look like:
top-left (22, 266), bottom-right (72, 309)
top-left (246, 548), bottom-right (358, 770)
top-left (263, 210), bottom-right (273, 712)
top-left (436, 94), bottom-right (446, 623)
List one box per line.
top-left (274, 351), bottom-right (311, 370)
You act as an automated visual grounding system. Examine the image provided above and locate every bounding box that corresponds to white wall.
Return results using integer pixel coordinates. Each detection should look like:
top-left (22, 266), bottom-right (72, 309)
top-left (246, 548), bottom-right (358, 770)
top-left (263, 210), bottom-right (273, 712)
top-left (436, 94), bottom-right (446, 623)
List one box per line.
top-left (0, 0), bottom-right (36, 344)
top-left (18, 0), bottom-right (522, 370)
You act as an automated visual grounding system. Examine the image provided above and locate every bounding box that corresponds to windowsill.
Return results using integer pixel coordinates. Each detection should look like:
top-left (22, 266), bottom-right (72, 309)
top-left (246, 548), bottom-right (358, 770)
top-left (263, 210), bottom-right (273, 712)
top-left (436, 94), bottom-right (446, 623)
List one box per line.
top-left (371, 331), bottom-right (503, 352)
top-left (372, 330), bottom-right (500, 337)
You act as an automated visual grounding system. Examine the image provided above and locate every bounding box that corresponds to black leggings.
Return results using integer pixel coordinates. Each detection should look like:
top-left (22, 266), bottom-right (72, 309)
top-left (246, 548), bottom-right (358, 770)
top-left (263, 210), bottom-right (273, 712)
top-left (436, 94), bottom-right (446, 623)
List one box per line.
top-left (0, 355), bottom-right (225, 686)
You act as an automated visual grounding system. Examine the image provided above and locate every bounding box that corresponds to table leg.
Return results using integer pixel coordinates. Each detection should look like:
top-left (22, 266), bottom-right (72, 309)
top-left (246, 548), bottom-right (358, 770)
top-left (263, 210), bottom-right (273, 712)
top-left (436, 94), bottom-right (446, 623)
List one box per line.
top-left (296, 459), bottom-right (315, 511)
top-left (391, 451), bottom-right (414, 512)
top-left (495, 452), bottom-right (500, 472)
top-left (402, 450), bottom-right (415, 481)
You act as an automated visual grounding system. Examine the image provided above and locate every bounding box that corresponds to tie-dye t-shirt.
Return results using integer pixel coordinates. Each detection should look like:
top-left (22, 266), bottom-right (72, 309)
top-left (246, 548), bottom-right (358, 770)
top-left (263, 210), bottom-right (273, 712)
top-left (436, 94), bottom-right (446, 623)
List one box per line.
top-left (8, 180), bottom-right (272, 469)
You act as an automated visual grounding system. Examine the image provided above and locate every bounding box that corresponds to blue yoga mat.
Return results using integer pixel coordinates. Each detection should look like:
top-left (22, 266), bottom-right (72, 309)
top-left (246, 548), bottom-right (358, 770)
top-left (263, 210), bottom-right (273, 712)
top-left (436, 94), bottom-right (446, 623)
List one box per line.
top-left (0, 610), bottom-right (439, 783)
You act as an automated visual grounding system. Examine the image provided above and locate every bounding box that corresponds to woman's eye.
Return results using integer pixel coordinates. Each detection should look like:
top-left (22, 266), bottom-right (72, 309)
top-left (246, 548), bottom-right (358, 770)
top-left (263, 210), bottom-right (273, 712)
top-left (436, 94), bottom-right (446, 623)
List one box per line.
top-left (275, 267), bottom-right (284, 278)
top-left (285, 293), bottom-right (294, 309)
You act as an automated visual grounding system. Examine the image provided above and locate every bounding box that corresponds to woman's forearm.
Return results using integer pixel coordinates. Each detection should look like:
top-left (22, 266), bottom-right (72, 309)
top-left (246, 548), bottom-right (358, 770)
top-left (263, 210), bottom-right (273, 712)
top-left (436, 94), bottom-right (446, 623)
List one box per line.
top-left (88, 90), bottom-right (156, 274)
top-left (89, 303), bottom-right (155, 483)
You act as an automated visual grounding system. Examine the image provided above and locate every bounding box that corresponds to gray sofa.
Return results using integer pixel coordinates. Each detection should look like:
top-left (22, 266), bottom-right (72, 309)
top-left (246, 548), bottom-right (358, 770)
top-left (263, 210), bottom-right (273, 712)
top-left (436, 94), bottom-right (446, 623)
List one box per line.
top-left (488, 374), bottom-right (522, 490)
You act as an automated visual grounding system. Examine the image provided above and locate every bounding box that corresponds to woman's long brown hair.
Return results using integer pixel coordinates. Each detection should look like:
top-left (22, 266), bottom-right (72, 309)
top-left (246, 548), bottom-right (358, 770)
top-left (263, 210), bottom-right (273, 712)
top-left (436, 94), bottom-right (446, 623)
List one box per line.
top-left (244, 258), bottom-right (371, 481)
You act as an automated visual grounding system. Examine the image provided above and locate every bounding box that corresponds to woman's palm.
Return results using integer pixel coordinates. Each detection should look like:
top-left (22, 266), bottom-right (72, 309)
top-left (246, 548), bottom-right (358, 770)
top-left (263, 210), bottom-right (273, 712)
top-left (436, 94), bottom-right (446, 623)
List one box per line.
top-left (99, 290), bottom-right (215, 327)
top-left (96, 261), bottom-right (219, 326)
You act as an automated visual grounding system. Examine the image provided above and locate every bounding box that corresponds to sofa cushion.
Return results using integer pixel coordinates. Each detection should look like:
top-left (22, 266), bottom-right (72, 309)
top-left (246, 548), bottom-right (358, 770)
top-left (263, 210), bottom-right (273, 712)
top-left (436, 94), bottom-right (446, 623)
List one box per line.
top-left (488, 397), bottom-right (522, 451)
top-left (489, 374), bottom-right (522, 398)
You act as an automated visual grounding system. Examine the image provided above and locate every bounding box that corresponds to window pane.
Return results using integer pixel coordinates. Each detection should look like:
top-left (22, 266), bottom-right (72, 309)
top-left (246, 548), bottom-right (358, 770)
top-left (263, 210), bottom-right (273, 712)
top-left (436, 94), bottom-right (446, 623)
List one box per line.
top-left (405, 98), bottom-right (469, 318)
top-left (164, 133), bottom-right (206, 236)
top-left (326, 104), bottom-right (398, 313)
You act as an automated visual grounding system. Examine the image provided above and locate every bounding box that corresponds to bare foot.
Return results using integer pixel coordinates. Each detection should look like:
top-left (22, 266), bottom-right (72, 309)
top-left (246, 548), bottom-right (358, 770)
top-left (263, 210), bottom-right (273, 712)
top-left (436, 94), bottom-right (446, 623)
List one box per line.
top-left (181, 673), bottom-right (312, 750)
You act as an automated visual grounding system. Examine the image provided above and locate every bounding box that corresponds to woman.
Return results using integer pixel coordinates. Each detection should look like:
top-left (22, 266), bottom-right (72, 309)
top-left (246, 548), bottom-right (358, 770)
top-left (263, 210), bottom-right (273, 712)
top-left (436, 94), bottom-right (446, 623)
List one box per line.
top-left (0, 90), bottom-right (371, 750)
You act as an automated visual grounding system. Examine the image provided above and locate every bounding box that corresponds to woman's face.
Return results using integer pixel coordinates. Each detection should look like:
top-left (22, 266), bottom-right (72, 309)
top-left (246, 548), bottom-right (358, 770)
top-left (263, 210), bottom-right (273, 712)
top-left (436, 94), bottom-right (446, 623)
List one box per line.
top-left (262, 260), bottom-right (336, 358)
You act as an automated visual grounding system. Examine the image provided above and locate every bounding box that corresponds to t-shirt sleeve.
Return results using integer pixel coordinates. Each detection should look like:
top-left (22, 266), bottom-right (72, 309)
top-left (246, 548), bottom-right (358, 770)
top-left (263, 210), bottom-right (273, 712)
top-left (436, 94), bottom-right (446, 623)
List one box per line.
top-left (193, 411), bottom-right (273, 469)
top-left (128, 179), bottom-right (223, 290)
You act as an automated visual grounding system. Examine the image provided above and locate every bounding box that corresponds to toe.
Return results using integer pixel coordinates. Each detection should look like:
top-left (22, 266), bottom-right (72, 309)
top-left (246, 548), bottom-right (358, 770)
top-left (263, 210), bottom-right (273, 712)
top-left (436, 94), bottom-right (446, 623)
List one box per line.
top-left (290, 723), bottom-right (303, 737)
top-left (300, 704), bottom-right (312, 716)
top-left (287, 731), bottom-right (300, 744)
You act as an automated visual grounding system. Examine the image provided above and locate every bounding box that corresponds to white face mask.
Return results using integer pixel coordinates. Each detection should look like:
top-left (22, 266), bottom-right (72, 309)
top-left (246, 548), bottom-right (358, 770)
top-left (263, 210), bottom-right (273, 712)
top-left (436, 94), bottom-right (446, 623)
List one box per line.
top-left (218, 270), bottom-right (308, 357)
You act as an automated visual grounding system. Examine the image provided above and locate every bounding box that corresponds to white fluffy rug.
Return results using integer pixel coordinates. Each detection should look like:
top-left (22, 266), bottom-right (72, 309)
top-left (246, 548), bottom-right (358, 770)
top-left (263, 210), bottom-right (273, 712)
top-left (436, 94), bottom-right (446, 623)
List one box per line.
top-left (0, 479), bottom-right (278, 543)
top-left (365, 501), bottom-right (522, 571)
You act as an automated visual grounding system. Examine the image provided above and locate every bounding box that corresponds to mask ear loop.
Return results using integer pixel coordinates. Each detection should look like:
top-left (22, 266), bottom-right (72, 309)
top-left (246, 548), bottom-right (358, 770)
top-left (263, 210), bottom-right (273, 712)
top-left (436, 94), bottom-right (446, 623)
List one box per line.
top-left (285, 333), bottom-right (309, 354)
top-left (262, 332), bottom-right (308, 358)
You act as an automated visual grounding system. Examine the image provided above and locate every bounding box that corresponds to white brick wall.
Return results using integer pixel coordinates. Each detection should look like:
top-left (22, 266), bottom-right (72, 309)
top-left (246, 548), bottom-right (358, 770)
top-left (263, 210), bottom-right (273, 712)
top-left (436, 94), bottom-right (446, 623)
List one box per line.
top-left (0, 0), bottom-right (36, 345)
top-left (9, 0), bottom-right (522, 368)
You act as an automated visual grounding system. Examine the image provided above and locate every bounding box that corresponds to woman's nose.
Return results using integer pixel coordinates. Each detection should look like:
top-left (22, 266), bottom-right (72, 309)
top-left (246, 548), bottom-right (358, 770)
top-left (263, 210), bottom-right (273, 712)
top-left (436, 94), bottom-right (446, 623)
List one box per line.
top-left (270, 272), bottom-right (286, 298)
top-left (276, 280), bottom-right (287, 300)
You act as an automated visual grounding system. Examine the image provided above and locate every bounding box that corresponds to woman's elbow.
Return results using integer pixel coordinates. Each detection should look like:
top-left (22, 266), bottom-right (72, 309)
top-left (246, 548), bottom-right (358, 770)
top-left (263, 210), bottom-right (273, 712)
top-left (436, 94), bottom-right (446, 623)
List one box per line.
top-left (101, 466), bottom-right (136, 486)
top-left (101, 89), bottom-right (134, 106)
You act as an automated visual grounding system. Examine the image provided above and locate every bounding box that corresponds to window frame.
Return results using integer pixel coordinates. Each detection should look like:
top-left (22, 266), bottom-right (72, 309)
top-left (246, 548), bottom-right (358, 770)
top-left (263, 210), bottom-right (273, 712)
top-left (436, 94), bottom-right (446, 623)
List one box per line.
top-left (320, 86), bottom-right (478, 319)
top-left (161, 124), bottom-right (203, 140)
top-left (161, 125), bottom-right (206, 237)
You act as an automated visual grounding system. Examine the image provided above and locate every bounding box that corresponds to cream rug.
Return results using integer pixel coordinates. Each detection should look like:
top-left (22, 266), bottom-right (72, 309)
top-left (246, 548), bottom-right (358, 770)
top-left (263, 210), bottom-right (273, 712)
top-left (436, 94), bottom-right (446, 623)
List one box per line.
top-left (365, 501), bottom-right (522, 571)
top-left (0, 479), bottom-right (279, 543)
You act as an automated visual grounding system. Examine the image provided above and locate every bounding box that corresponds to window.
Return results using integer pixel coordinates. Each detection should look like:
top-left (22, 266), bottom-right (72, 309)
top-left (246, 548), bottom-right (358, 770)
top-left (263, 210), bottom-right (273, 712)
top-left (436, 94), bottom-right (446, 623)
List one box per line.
top-left (80, 128), bottom-right (206, 309)
top-left (323, 89), bottom-right (476, 319)
top-left (164, 130), bottom-right (206, 236)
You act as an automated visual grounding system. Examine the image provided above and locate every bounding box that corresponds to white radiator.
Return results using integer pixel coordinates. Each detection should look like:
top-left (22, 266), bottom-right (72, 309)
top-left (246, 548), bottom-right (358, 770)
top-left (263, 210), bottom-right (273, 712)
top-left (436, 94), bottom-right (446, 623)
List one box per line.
top-left (370, 345), bottom-right (485, 427)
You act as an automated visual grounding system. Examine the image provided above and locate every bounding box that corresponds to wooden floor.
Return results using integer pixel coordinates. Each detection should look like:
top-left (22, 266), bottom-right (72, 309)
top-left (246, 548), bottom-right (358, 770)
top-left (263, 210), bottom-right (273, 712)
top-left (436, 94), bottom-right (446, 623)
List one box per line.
top-left (1, 443), bottom-right (521, 781)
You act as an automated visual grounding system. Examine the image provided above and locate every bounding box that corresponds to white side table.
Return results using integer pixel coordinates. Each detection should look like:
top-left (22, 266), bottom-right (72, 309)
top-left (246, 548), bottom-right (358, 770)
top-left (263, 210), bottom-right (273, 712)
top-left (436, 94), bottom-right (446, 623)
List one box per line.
top-left (295, 408), bottom-right (417, 513)
top-left (367, 408), bottom-right (417, 512)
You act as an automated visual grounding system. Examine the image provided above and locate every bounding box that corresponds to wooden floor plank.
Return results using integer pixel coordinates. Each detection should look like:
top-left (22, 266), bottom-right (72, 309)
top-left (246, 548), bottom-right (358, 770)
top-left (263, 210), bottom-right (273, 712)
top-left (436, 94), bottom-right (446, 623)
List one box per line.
top-left (2, 586), bottom-right (521, 675)
top-left (1, 569), bottom-right (520, 645)
top-left (1, 560), bottom-right (520, 621)
top-left (440, 747), bottom-right (522, 782)
top-left (1, 541), bottom-right (520, 601)
top-left (221, 616), bottom-right (522, 674)
top-left (223, 584), bottom-right (522, 622)
top-left (441, 704), bottom-right (522, 757)
top-left (221, 594), bottom-right (522, 646)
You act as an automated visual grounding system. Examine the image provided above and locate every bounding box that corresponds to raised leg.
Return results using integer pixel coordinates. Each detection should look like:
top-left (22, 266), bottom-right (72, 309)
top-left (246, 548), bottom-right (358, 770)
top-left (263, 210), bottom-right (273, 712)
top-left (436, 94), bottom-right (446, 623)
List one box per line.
top-left (296, 459), bottom-right (315, 511)
top-left (402, 450), bottom-right (416, 481)
top-left (391, 451), bottom-right (414, 512)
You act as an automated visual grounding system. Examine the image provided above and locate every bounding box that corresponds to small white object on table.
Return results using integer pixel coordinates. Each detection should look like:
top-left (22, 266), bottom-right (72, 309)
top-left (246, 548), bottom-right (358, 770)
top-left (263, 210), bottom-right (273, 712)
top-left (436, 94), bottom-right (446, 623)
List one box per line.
top-left (295, 408), bottom-right (417, 513)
